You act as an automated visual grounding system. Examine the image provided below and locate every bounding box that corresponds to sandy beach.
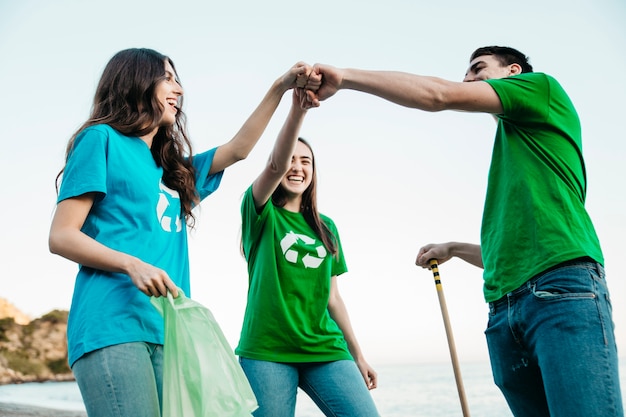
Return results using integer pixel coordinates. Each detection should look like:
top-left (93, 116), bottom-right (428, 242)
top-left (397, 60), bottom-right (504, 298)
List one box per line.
top-left (0, 402), bottom-right (86, 417)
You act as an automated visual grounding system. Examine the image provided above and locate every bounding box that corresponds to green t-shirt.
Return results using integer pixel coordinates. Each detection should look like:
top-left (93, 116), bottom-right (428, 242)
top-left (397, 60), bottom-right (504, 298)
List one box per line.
top-left (235, 186), bottom-right (352, 362)
top-left (482, 73), bottom-right (603, 302)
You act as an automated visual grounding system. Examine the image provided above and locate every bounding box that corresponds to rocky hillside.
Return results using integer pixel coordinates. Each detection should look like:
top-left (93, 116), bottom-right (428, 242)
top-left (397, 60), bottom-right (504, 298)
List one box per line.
top-left (0, 299), bottom-right (32, 325)
top-left (0, 299), bottom-right (73, 384)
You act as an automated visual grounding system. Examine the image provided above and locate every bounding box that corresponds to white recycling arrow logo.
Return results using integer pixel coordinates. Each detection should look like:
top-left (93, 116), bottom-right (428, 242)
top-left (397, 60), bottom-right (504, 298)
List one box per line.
top-left (280, 231), bottom-right (327, 268)
top-left (156, 181), bottom-right (182, 233)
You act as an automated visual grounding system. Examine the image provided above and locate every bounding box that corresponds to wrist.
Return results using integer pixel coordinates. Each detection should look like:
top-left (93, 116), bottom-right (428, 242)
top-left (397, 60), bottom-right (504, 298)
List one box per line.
top-left (119, 253), bottom-right (139, 276)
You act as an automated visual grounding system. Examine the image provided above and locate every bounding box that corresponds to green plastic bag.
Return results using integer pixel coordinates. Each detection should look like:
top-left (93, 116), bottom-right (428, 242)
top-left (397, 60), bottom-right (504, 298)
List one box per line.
top-left (151, 290), bottom-right (258, 417)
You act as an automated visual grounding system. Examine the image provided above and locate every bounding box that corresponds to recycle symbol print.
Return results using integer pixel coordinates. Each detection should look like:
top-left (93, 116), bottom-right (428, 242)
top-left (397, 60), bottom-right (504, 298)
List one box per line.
top-left (156, 181), bottom-right (182, 233)
top-left (280, 231), bottom-right (327, 269)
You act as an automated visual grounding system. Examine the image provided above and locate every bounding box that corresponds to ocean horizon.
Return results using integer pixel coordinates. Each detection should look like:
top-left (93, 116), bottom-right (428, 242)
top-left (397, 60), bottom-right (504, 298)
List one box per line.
top-left (0, 360), bottom-right (624, 417)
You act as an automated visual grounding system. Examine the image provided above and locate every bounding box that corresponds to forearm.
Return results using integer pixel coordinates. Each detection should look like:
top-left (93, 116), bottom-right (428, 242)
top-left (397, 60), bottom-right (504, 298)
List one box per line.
top-left (233, 79), bottom-right (286, 156)
top-left (49, 196), bottom-right (136, 274)
top-left (328, 278), bottom-right (377, 389)
top-left (269, 102), bottom-right (307, 174)
top-left (416, 241), bottom-right (483, 269)
top-left (251, 97), bottom-right (307, 207)
top-left (49, 228), bottom-right (137, 275)
top-left (336, 68), bottom-right (502, 113)
top-left (341, 69), bottom-right (452, 111)
top-left (328, 294), bottom-right (366, 360)
top-left (210, 79), bottom-right (287, 173)
top-left (448, 242), bottom-right (483, 268)
top-left (49, 196), bottom-right (177, 297)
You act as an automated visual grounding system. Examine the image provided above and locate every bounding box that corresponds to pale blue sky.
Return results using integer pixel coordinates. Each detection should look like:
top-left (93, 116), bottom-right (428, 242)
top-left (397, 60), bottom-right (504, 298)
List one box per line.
top-left (1, 0), bottom-right (624, 365)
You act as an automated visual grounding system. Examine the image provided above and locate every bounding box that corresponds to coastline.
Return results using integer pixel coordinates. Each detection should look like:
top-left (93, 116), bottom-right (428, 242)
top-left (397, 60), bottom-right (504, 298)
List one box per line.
top-left (0, 402), bottom-right (86, 417)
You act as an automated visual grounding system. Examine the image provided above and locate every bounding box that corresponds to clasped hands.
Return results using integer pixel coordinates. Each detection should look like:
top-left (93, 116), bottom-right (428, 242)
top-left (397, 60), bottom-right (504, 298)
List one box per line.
top-left (295, 65), bottom-right (324, 109)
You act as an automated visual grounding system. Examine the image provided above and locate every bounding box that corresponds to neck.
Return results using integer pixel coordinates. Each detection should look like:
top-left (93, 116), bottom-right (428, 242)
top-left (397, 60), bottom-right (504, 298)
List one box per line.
top-left (282, 196), bottom-right (302, 213)
top-left (140, 127), bottom-right (158, 148)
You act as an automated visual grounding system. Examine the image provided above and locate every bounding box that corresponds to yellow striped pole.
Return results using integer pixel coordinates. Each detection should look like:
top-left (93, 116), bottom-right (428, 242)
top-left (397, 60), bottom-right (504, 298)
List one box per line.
top-left (429, 259), bottom-right (471, 417)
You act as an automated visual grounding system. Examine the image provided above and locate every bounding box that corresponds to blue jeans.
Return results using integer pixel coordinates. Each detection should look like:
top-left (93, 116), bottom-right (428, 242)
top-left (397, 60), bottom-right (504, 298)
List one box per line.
top-left (239, 358), bottom-right (380, 417)
top-left (485, 260), bottom-right (623, 417)
top-left (72, 342), bottom-right (163, 417)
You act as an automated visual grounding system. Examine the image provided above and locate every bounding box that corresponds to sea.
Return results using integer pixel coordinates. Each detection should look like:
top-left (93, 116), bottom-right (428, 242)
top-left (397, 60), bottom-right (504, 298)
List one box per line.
top-left (0, 360), bottom-right (624, 417)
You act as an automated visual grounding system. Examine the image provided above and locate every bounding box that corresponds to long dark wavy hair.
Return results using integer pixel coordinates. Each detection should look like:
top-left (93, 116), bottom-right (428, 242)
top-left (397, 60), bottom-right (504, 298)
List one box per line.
top-left (55, 48), bottom-right (199, 226)
top-left (272, 138), bottom-right (338, 256)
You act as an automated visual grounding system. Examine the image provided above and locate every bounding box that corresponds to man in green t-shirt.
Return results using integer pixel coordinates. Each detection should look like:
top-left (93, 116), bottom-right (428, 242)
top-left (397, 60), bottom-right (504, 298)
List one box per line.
top-left (304, 47), bottom-right (622, 417)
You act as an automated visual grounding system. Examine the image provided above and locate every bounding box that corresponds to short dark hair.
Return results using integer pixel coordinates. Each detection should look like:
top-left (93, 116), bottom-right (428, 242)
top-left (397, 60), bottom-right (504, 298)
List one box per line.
top-left (470, 46), bottom-right (533, 73)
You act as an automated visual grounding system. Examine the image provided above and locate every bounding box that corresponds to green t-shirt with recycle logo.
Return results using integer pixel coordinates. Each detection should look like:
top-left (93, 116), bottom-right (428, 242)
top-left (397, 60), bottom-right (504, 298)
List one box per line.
top-left (236, 186), bottom-right (352, 362)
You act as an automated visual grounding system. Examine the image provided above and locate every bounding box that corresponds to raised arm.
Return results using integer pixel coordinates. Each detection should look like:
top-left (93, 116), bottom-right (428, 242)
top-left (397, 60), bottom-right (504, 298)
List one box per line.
top-left (327, 276), bottom-right (378, 390)
top-left (415, 241), bottom-right (483, 269)
top-left (250, 90), bottom-right (310, 208)
top-left (49, 194), bottom-right (179, 298)
top-left (209, 62), bottom-right (315, 174)
top-left (310, 64), bottom-right (503, 114)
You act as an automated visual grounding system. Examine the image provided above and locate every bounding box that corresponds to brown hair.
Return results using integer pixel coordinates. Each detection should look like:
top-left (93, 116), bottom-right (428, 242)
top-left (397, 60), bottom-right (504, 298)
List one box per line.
top-left (56, 48), bottom-right (199, 225)
top-left (271, 137), bottom-right (338, 256)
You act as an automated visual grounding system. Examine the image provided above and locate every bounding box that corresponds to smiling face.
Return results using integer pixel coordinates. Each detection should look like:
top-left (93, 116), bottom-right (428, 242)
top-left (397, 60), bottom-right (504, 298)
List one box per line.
top-left (463, 54), bottom-right (521, 82)
top-left (154, 60), bottom-right (183, 126)
top-left (280, 140), bottom-right (314, 199)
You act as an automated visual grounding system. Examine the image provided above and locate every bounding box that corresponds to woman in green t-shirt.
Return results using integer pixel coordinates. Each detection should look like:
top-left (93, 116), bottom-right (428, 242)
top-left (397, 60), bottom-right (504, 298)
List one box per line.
top-left (237, 88), bottom-right (380, 417)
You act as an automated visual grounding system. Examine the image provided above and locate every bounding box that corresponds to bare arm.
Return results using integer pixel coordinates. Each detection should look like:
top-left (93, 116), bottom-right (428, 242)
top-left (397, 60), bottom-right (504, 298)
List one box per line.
top-left (48, 194), bottom-right (179, 297)
top-left (251, 90), bottom-right (309, 208)
top-left (209, 62), bottom-right (315, 174)
top-left (311, 64), bottom-right (503, 114)
top-left (327, 276), bottom-right (378, 390)
top-left (415, 241), bottom-right (483, 269)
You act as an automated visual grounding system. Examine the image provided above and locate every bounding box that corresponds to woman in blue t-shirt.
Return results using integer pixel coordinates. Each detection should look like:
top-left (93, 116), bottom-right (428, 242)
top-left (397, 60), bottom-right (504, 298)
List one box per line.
top-left (48, 48), bottom-right (317, 417)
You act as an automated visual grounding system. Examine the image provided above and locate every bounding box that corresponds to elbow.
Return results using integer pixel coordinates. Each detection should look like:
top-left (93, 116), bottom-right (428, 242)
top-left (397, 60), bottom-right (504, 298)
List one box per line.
top-left (327, 294), bottom-right (341, 312)
top-left (222, 146), bottom-right (251, 167)
top-left (405, 96), bottom-right (446, 112)
top-left (48, 230), bottom-right (68, 256)
top-left (429, 101), bottom-right (448, 112)
top-left (426, 92), bottom-right (449, 112)
top-left (267, 157), bottom-right (290, 177)
top-left (232, 151), bottom-right (249, 164)
top-left (232, 144), bottom-right (257, 163)
top-left (418, 83), bottom-right (455, 112)
top-left (48, 234), bottom-right (61, 255)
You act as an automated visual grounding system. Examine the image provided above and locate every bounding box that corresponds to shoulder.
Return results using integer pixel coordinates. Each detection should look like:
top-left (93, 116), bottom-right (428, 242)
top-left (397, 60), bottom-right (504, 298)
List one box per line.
top-left (503, 72), bottom-right (570, 102)
top-left (486, 72), bottom-right (564, 93)
top-left (82, 123), bottom-right (119, 136)
top-left (242, 184), bottom-right (274, 217)
top-left (320, 213), bottom-right (339, 231)
top-left (486, 72), bottom-right (548, 87)
top-left (75, 124), bottom-right (123, 144)
top-left (319, 212), bottom-right (333, 223)
top-left (486, 73), bottom-right (566, 116)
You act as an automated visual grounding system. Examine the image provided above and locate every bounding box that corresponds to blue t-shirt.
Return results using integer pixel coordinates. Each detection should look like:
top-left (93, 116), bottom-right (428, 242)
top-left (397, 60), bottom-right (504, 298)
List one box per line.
top-left (58, 124), bottom-right (223, 366)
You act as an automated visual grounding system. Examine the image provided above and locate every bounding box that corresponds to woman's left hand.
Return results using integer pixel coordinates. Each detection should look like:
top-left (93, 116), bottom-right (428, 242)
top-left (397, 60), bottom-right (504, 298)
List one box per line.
top-left (356, 359), bottom-right (378, 390)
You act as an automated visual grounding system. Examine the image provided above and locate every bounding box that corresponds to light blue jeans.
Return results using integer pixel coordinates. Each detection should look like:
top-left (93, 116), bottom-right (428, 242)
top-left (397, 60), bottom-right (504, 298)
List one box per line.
top-left (485, 260), bottom-right (623, 417)
top-left (72, 342), bottom-right (163, 417)
top-left (239, 358), bottom-right (380, 417)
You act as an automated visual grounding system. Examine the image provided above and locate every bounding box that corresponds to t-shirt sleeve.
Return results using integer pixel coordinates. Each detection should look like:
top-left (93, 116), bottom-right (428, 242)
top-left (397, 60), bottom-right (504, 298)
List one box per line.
top-left (58, 127), bottom-right (108, 203)
top-left (240, 185), bottom-right (272, 259)
top-left (485, 73), bottom-right (550, 124)
top-left (192, 147), bottom-right (224, 200)
top-left (323, 216), bottom-right (348, 277)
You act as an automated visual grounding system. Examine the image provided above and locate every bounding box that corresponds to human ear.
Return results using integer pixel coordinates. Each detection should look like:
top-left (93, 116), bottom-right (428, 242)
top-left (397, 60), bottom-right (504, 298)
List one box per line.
top-left (509, 63), bottom-right (523, 75)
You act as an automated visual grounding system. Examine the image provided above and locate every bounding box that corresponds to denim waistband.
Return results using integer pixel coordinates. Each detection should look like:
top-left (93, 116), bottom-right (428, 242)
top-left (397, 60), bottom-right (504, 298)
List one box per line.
top-left (489, 257), bottom-right (601, 308)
